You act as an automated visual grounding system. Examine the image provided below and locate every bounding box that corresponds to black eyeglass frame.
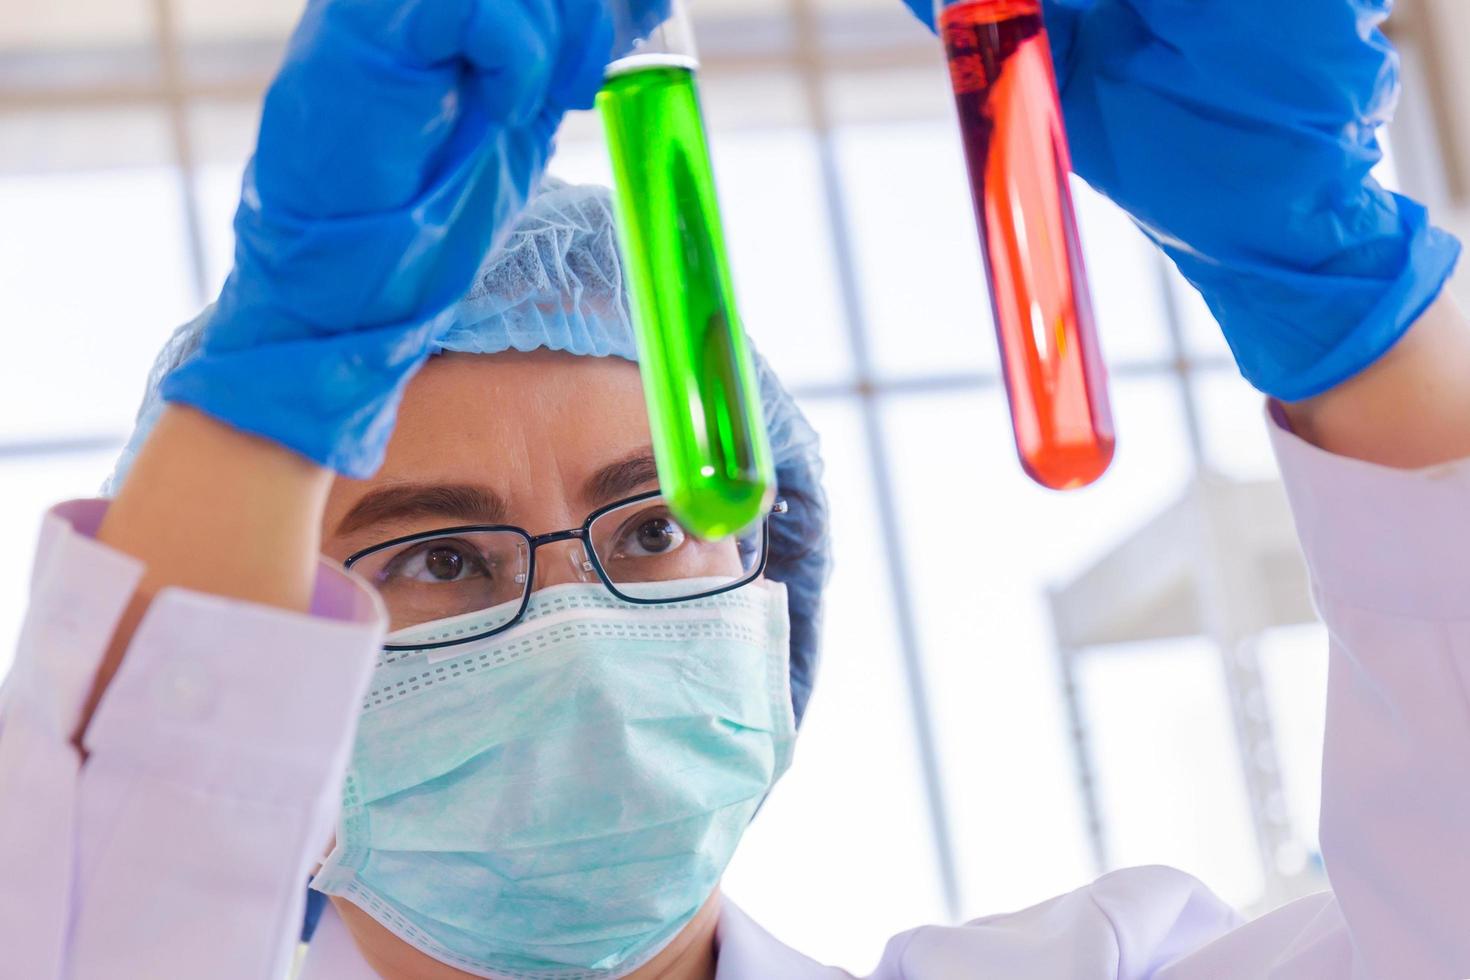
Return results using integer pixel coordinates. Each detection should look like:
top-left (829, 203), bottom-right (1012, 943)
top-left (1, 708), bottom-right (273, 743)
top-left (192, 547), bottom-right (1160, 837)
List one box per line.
top-left (344, 489), bottom-right (788, 652)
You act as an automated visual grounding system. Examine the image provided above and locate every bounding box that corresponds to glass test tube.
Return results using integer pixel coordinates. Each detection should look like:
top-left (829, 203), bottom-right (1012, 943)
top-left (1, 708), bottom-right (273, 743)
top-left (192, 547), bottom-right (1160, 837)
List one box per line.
top-left (938, 0), bottom-right (1114, 490)
top-left (597, 0), bottom-right (775, 540)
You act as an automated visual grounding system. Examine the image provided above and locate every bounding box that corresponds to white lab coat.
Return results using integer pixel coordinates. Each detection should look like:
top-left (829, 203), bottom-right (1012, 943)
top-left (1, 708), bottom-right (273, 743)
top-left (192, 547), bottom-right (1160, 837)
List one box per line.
top-left (298, 870), bottom-right (1245, 978)
top-left (2, 409), bottom-right (1468, 979)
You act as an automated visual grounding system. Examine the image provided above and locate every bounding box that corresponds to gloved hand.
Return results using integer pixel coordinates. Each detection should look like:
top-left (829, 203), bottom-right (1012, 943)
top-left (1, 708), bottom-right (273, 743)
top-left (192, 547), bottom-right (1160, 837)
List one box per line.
top-left (160, 0), bottom-right (616, 476)
top-left (904, 0), bottom-right (1462, 401)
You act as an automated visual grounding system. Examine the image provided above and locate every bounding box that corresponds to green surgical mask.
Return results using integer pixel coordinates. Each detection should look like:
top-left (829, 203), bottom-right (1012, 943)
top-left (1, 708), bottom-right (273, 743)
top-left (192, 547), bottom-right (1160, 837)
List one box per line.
top-left (311, 579), bottom-right (795, 979)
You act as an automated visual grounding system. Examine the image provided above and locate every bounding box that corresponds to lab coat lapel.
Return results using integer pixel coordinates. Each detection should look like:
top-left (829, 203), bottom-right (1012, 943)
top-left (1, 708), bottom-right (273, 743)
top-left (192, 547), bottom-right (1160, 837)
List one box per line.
top-left (299, 896), bottom-right (853, 980)
top-left (715, 897), bottom-right (856, 980)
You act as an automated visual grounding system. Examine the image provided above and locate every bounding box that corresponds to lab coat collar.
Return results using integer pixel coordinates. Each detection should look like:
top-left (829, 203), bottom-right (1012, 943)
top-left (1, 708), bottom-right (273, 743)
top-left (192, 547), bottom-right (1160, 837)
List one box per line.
top-left (299, 895), bottom-right (852, 980)
top-left (715, 896), bottom-right (854, 980)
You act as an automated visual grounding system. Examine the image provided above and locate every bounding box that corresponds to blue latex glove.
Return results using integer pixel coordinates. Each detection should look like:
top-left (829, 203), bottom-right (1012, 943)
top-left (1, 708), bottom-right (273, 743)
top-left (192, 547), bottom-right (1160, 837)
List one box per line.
top-left (160, 0), bottom-right (617, 476)
top-left (905, 0), bottom-right (1462, 401)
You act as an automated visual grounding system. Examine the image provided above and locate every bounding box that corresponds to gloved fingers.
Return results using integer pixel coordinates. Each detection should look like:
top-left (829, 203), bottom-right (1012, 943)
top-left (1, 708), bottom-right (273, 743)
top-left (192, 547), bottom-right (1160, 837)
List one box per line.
top-left (1114, 0), bottom-right (1398, 122)
top-left (460, 0), bottom-right (558, 125)
top-left (253, 5), bottom-right (466, 218)
top-left (542, 0), bottom-right (616, 112)
top-left (254, 0), bottom-right (607, 218)
top-left (235, 96), bottom-right (562, 334)
top-left (321, 0), bottom-right (474, 66)
top-left (313, 0), bottom-right (596, 127)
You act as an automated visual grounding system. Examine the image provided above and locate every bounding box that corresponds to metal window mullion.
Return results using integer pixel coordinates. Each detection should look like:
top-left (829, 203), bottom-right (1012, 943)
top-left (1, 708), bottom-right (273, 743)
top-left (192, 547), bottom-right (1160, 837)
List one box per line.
top-left (149, 0), bottom-right (210, 305)
top-left (1154, 253), bottom-right (1207, 469)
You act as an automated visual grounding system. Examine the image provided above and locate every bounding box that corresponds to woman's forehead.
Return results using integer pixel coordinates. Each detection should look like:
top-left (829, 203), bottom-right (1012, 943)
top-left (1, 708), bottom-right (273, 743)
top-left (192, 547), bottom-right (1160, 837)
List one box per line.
top-left (322, 351), bottom-right (652, 546)
top-left (391, 350), bottom-right (648, 458)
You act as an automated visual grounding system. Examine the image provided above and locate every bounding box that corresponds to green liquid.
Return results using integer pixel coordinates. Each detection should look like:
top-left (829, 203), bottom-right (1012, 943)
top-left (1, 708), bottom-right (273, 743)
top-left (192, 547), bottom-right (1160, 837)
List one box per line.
top-left (597, 61), bottom-right (775, 540)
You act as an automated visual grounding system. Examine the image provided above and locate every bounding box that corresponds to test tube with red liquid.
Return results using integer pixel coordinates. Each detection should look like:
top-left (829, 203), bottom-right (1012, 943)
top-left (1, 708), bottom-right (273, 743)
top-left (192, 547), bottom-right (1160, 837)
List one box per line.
top-left (938, 0), bottom-right (1114, 490)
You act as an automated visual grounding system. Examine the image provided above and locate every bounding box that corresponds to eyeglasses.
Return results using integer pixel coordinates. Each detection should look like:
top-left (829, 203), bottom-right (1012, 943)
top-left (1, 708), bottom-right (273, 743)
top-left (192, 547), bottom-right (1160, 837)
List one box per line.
top-left (344, 489), bottom-right (787, 651)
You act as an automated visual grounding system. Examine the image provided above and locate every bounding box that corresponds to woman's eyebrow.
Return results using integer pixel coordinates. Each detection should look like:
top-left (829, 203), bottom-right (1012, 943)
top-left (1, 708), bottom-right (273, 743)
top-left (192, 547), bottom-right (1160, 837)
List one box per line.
top-left (583, 449), bottom-right (660, 505)
top-left (335, 484), bottom-right (508, 536)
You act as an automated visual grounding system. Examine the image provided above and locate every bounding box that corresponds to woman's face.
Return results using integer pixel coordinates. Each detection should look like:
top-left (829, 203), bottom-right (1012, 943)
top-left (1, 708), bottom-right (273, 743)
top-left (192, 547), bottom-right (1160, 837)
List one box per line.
top-left (314, 349), bottom-right (727, 978)
top-left (320, 348), bottom-right (655, 577)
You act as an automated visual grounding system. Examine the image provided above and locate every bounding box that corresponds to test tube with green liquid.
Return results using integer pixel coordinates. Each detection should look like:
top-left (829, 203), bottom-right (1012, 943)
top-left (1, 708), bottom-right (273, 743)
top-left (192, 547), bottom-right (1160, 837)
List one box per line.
top-left (597, 0), bottom-right (775, 540)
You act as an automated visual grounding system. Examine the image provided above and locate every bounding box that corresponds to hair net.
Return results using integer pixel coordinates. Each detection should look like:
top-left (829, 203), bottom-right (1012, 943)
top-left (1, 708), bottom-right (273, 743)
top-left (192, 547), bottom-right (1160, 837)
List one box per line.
top-left (106, 178), bottom-right (831, 724)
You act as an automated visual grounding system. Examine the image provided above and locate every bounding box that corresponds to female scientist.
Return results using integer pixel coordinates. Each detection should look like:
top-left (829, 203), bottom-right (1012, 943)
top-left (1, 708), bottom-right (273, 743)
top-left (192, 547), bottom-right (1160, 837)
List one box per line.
top-left (2, 0), bottom-right (1467, 976)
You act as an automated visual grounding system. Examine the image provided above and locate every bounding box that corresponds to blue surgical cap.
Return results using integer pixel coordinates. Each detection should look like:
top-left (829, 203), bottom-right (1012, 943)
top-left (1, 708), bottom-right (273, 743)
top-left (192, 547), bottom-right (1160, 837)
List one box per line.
top-left (106, 179), bottom-right (831, 723)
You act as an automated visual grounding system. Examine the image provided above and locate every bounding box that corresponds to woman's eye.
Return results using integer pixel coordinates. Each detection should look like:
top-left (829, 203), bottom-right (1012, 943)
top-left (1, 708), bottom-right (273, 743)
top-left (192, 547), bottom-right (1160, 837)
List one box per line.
top-left (387, 542), bottom-right (489, 584)
top-left (422, 546), bottom-right (467, 580)
top-left (624, 515), bottom-right (686, 557)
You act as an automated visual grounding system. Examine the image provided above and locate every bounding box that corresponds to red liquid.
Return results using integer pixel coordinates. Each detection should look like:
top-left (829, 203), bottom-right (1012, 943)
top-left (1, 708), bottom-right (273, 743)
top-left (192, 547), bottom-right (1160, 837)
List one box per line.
top-left (941, 0), bottom-right (1114, 490)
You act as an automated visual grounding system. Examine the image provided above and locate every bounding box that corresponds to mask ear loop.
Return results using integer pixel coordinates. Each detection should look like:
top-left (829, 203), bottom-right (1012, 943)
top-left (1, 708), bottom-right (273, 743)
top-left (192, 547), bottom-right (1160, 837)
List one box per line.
top-left (748, 579), bottom-right (795, 822)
